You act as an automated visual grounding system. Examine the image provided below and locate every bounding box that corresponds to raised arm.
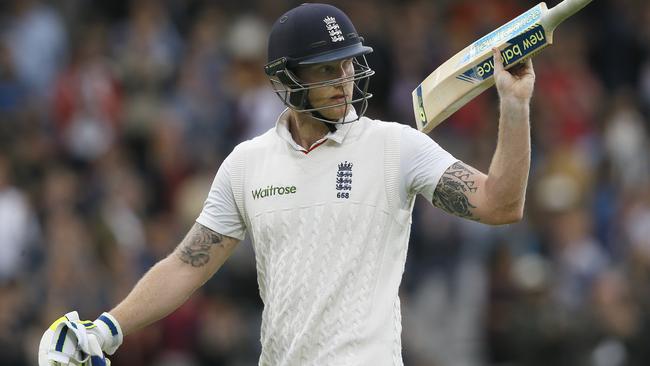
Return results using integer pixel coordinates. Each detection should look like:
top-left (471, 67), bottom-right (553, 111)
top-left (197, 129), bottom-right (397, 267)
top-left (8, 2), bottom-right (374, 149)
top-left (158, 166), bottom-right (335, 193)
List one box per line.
top-left (432, 49), bottom-right (534, 225)
top-left (109, 222), bottom-right (240, 335)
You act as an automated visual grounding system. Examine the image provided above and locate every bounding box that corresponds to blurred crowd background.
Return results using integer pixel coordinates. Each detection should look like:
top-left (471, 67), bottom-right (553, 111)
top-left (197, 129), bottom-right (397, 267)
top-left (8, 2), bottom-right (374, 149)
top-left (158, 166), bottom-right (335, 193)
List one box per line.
top-left (1, 0), bottom-right (649, 365)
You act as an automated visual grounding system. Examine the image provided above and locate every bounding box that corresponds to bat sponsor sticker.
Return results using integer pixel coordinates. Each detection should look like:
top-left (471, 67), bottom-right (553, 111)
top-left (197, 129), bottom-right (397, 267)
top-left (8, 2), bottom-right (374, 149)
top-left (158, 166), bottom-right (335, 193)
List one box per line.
top-left (415, 85), bottom-right (428, 126)
top-left (458, 4), bottom-right (543, 67)
top-left (457, 24), bottom-right (548, 83)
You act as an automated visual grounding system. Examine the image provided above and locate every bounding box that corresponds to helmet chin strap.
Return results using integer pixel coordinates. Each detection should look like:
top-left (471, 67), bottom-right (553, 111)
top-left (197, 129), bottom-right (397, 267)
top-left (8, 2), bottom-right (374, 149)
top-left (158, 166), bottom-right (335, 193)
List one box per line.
top-left (310, 110), bottom-right (338, 132)
top-left (305, 94), bottom-right (353, 133)
top-left (304, 101), bottom-right (340, 133)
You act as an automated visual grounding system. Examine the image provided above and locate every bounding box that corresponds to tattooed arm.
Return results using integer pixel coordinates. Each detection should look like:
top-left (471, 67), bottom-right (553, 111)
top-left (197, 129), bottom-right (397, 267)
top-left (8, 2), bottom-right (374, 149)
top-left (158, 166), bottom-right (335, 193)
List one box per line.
top-left (109, 223), bottom-right (239, 336)
top-left (433, 51), bottom-right (533, 225)
top-left (432, 162), bottom-right (481, 221)
top-left (432, 156), bottom-right (527, 225)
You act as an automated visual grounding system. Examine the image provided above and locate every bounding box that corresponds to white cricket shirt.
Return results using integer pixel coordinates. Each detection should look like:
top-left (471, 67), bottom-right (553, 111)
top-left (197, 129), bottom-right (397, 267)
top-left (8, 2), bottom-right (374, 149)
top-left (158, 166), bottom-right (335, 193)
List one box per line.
top-left (197, 109), bottom-right (457, 365)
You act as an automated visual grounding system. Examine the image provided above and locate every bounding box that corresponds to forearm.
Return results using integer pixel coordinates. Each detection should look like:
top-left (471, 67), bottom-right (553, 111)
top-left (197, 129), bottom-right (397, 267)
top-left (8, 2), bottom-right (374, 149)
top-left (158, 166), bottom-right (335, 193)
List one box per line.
top-left (107, 223), bottom-right (239, 336)
top-left (485, 96), bottom-right (531, 221)
top-left (108, 255), bottom-right (204, 336)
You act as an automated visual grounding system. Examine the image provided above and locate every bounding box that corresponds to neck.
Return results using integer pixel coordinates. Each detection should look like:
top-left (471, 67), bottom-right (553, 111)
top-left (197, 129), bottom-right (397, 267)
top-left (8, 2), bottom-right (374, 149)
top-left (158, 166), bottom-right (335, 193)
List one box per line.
top-left (288, 111), bottom-right (331, 150)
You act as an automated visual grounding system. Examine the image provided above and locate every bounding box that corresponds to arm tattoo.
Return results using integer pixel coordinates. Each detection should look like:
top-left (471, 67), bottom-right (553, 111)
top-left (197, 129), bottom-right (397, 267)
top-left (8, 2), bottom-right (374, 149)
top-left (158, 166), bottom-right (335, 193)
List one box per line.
top-left (432, 162), bottom-right (480, 221)
top-left (177, 223), bottom-right (224, 267)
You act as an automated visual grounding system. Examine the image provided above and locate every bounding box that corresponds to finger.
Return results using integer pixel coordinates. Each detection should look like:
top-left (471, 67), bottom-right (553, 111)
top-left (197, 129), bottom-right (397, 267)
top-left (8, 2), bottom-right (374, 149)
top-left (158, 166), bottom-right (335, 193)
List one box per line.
top-left (524, 58), bottom-right (535, 78)
top-left (508, 62), bottom-right (527, 76)
top-left (508, 58), bottom-right (535, 78)
top-left (492, 47), bottom-right (504, 75)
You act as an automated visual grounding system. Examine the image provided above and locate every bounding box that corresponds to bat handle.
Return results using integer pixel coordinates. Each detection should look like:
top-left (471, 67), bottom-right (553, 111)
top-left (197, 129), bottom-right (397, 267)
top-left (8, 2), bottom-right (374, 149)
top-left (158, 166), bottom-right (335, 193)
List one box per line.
top-left (544, 0), bottom-right (594, 31)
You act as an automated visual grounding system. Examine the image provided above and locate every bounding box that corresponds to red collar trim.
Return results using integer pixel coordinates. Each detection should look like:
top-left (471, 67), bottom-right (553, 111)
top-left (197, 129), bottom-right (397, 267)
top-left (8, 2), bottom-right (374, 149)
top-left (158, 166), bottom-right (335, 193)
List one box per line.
top-left (301, 139), bottom-right (328, 154)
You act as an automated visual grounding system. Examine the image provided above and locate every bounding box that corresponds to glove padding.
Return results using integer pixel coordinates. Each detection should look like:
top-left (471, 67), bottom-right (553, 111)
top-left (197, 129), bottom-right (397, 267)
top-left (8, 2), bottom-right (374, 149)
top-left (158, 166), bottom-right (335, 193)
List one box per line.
top-left (39, 311), bottom-right (123, 366)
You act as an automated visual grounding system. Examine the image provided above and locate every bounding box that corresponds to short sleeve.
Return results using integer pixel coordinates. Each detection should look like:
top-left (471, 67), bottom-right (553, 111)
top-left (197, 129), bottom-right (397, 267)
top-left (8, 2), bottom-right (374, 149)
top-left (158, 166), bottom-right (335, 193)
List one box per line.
top-left (196, 152), bottom-right (247, 240)
top-left (400, 126), bottom-right (458, 205)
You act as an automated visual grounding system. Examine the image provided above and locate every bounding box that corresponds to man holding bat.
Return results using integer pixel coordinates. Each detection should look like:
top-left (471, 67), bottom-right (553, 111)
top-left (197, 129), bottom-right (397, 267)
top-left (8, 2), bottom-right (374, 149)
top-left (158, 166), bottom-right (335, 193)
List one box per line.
top-left (39, 3), bottom-right (534, 365)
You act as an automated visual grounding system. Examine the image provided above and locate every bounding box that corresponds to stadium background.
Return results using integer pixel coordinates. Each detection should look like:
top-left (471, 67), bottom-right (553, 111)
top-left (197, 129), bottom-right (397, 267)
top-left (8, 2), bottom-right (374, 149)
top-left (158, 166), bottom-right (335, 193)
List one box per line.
top-left (1, 0), bottom-right (649, 365)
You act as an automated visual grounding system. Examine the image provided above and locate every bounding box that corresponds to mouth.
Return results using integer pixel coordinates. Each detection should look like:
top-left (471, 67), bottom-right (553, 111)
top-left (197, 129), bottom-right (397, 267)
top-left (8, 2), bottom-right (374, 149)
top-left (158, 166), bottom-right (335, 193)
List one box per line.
top-left (330, 94), bottom-right (348, 104)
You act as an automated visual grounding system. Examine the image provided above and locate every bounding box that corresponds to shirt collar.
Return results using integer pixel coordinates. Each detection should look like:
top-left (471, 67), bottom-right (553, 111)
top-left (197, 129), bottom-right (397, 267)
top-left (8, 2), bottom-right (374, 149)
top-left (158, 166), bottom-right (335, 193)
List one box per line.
top-left (275, 108), bottom-right (357, 151)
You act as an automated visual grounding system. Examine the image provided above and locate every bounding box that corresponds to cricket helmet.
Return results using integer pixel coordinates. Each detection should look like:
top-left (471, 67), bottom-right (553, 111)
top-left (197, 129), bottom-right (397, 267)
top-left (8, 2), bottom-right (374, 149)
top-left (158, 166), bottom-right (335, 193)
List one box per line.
top-left (264, 3), bottom-right (374, 123)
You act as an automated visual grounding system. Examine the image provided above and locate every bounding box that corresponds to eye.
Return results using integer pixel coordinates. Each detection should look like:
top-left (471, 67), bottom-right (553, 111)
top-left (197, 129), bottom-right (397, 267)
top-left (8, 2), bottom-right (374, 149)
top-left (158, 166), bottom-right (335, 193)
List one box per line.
top-left (319, 65), bottom-right (335, 74)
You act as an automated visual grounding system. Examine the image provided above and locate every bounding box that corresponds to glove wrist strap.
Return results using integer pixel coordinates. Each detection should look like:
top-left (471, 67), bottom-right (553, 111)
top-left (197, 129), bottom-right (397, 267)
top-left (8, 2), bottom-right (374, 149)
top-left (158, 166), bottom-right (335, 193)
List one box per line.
top-left (93, 312), bottom-right (123, 355)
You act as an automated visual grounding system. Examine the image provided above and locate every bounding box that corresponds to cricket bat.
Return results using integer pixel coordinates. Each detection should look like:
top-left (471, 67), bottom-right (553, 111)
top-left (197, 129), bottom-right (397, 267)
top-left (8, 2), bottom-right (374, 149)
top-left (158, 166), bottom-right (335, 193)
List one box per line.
top-left (412, 0), bottom-right (594, 133)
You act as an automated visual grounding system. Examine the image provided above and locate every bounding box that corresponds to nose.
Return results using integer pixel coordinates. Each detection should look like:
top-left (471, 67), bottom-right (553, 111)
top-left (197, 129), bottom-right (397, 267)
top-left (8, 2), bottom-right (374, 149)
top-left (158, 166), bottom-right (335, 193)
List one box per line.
top-left (339, 59), bottom-right (353, 78)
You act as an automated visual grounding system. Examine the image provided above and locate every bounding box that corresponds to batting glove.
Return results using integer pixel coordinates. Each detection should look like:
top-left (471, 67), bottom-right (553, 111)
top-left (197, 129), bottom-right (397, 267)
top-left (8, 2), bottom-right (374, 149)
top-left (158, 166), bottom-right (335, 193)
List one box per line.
top-left (38, 311), bottom-right (123, 366)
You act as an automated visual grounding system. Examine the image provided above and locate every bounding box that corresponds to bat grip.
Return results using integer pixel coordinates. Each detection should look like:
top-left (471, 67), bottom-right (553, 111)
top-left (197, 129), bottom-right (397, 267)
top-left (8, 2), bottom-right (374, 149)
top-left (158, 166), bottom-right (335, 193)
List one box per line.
top-left (544, 0), bottom-right (593, 30)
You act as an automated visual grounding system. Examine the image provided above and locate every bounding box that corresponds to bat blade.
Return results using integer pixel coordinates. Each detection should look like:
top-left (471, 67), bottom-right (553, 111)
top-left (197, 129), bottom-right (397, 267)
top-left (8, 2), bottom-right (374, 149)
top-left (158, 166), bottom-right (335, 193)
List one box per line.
top-left (413, 0), bottom-right (593, 133)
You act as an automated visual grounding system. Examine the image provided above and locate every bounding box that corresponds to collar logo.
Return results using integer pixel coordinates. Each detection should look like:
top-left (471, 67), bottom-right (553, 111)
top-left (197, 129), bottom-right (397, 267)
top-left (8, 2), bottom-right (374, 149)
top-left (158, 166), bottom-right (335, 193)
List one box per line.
top-left (336, 161), bottom-right (353, 199)
top-left (323, 16), bottom-right (345, 42)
